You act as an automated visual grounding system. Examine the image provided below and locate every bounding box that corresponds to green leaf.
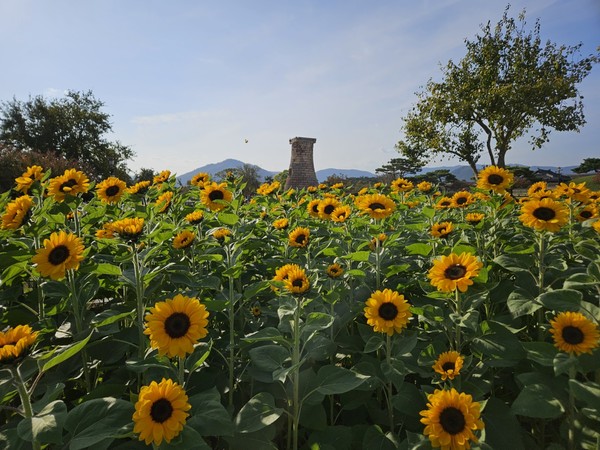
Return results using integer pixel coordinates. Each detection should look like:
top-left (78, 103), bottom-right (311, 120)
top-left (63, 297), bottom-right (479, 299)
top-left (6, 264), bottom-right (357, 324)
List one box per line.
top-left (92, 310), bottom-right (133, 328)
top-left (64, 397), bottom-right (134, 450)
top-left (522, 342), bottom-right (557, 367)
top-left (308, 426), bottom-right (352, 450)
top-left (536, 289), bottom-right (582, 310)
top-left (249, 345), bottom-right (290, 373)
top-left (569, 380), bottom-right (600, 411)
top-left (188, 387), bottom-right (234, 437)
top-left (93, 263), bottom-right (122, 276)
top-left (243, 327), bottom-right (287, 345)
top-left (234, 392), bottom-right (283, 433)
top-left (361, 425), bottom-right (399, 450)
top-left (343, 251), bottom-right (371, 262)
top-left (364, 335), bottom-right (385, 353)
top-left (405, 243), bottom-right (432, 256)
top-left (506, 289), bottom-right (540, 318)
top-left (40, 332), bottom-right (93, 373)
top-left (301, 312), bottom-right (334, 339)
top-left (553, 352), bottom-right (578, 376)
top-left (315, 366), bottom-right (369, 395)
top-left (511, 384), bottom-right (565, 419)
top-left (217, 212), bottom-right (239, 225)
top-left (392, 382), bottom-right (425, 418)
top-left (482, 397), bottom-right (525, 450)
top-left (17, 400), bottom-right (67, 444)
top-left (471, 323), bottom-right (525, 366)
top-left (161, 426), bottom-right (211, 449)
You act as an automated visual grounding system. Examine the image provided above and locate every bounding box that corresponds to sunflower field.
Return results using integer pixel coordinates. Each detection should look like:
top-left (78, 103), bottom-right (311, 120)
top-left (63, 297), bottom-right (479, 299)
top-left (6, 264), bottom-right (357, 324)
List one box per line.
top-left (1, 165), bottom-right (599, 450)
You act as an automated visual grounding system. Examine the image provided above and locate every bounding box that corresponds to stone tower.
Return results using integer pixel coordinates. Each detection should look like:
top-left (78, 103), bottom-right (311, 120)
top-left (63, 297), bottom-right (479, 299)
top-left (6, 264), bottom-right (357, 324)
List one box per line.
top-left (285, 137), bottom-right (318, 189)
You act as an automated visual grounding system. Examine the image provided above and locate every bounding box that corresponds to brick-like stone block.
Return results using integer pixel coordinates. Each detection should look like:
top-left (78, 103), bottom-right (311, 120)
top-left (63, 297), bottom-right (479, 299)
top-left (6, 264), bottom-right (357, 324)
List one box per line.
top-left (285, 137), bottom-right (318, 189)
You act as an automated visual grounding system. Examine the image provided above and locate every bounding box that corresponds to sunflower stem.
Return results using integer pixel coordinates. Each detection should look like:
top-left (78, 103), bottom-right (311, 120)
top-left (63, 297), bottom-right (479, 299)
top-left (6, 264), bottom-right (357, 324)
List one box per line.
top-left (226, 244), bottom-right (236, 408)
top-left (385, 333), bottom-right (394, 433)
top-left (454, 289), bottom-right (462, 351)
top-left (67, 270), bottom-right (92, 392)
top-left (375, 236), bottom-right (381, 290)
top-left (568, 362), bottom-right (577, 450)
top-left (11, 366), bottom-right (41, 450)
top-left (132, 247), bottom-right (146, 360)
top-left (536, 232), bottom-right (546, 341)
top-left (291, 296), bottom-right (302, 450)
top-left (178, 356), bottom-right (186, 387)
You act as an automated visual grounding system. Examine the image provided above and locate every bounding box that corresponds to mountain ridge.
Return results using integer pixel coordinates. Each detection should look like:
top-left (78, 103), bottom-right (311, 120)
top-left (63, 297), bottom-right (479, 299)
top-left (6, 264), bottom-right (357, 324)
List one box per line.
top-left (176, 159), bottom-right (580, 184)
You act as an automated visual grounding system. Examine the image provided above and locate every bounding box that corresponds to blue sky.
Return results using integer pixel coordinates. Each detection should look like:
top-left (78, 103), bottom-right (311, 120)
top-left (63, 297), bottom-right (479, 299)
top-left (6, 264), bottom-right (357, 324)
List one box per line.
top-left (1, 0), bottom-right (598, 176)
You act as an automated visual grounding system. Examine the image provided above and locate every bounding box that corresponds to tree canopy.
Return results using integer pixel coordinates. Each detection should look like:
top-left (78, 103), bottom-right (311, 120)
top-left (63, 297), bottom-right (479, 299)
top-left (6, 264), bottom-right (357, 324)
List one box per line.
top-left (397, 6), bottom-right (598, 176)
top-left (0, 90), bottom-right (134, 181)
top-left (572, 157), bottom-right (600, 174)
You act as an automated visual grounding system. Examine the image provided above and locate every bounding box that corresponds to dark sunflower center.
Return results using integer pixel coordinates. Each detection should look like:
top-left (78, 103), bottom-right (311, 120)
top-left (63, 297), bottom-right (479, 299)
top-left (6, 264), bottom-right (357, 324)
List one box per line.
top-left (369, 202), bottom-right (385, 210)
top-left (164, 312), bottom-right (191, 338)
top-left (562, 325), bottom-right (584, 345)
top-left (456, 197), bottom-right (468, 205)
top-left (295, 234), bottom-right (306, 244)
top-left (439, 407), bottom-right (466, 435)
top-left (441, 201), bottom-right (450, 207)
top-left (378, 303), bottom-right (398, 321)
top-left (312, 204), bottom-right (319, 213)
top-left (106, 185), bottom-right (120, 197)
top-left (438, 227), bottom-right (447, 234)
top-left (533, 207), bottom-right (556, 221)
top-left (209, 190), bottom-right (224, 201)
top-left (444, 264), bottom-right (467, 280)
top-left (292, 278), bottom-right (304, 287)
top-left (442, 362), bottom-right (455, 372)
top-left (48, 245), bottom-right (70, 265)
top-left (580, 211), bottom-right (592, 219)
top-left (487, 174), bottom-right (504, 185)
top-left (324, 205), bottom-right (335, 214)
top-left (150, 398), bottom-right (173, 423)
top-left (59, 179), bottom-right (78, 192)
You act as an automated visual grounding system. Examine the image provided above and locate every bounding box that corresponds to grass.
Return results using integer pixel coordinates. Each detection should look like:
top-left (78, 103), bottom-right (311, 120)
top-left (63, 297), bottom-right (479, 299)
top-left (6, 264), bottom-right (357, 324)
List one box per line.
top-left (571, 173), bottom-right (600, 190)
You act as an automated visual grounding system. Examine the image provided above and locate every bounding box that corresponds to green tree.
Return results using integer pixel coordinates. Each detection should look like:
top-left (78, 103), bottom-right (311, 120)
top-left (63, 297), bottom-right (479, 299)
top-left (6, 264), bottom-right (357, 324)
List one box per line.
top-left (572, 157), bottom-right (600, 174)
top-left (216, 164), bottom-right (261, 197)
top-left (397, 6), bottom-right (598, 174)
top-left (0, 90), bottom-right (134, 181)
top-left (375, 153), bottom-right (425, 180)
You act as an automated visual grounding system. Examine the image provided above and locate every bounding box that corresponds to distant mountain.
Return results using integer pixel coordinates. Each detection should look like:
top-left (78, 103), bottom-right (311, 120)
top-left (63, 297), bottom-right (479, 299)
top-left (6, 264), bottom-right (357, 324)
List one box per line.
top-left (177, 159), bottom-right (278, 185)
top-left (316, 168), bottom-right (376, 183)
top-left (419, 164), bottom-right (579, 181)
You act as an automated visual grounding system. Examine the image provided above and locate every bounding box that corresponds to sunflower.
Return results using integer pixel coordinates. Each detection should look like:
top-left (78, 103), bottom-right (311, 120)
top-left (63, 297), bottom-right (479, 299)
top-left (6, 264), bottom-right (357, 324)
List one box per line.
top-left (47, 169), bottom-right (90, 202)
top-left (433, 351), bottom-right (464, 381)
top-left (476, 165), bottom-right (513, 193)
top-left (155, 191), bottom-right (174, 213)
top-left (428, 253), bottom-right (482, 293)
top-left (519, 197), bottom-right (569, 232)
top-left (288, 227), bottom-right (310, 248)
top-left (404, 200), bottom-right (420, 208)
top-left (331, 205), bottom-right (351, 222)
top-left (451, 191), bottom-right (473, 208)
top-left (420, 388), bottom-right (484, 450)
top-left (272, 264), bottom-right (303, 290)
top-left (32, 231), bottom-right (85, 280)
top-left (173, 230), bottom-right (195, 249)
top-left (213, 227), bottom-right (231, 241)
top-left (190, 172), bottom-right (210, 187)
top-left (549, 311), bottom-right (599, 356)
top-left (435, 197), bottom-right (453, 209)
top-left (418, 181), bottom-right (433, 192)
top-left (15, 165), bottom-right (44, 193)
top-left (144, 294), bottom-right (209, 358)
top-left (153, 170), bottom-right (171, 185)
top-left (273, 218), bottom-right (289, 229)
top-left (257, 181), bottom-right (280, 195)
top-left (369, 233), bottom-right (387, 251)
top-left (318, 197), bottom-right (342, 220)
top-left (465, 213), bottom-right (485, 225)
top-left (111, 217), bottom-right (145, 240)
top-left (357, 187), bottom-right (369, 196)
top-left (326, 263), bottom-right (344, 278)
top-left (184, 210), bottom-right (203, 225)
top-left (251, 305), bottom-right (262, 317)
top-left (95, 223), bottom-right (115, 239)
top-left (555, 181), bottom-right (590, 203)
top-left (356, 193), bottom-right (396, 219)
top-left (283, 266), bottom-right (310, 294)
top-left (126, 181), bottom-right (151, 195)
top-left (0, 325), bottom-right (38, 364)
top-left (96, 176), bottom-right (127, 204)
top-left (201, 182), bottom-right (232, 211)
top-left (2, 195), bottom-right (33, 230)
top-left (527, 181), bottom-right (548, 197)
top-left (307, 199), bottom-right (321, 218)
top-left (575, 205), bottom-right (598, 222)
top-left (364, 289), bottom-right (412, 336)
top-left (133, 378), bottom-right (191, 446)
top-left (391, 178), bottom-right (414, 193)
top-left (307, 186), bottom-right (318, 193)
top-left (431, 222), bottom-right (453, 239)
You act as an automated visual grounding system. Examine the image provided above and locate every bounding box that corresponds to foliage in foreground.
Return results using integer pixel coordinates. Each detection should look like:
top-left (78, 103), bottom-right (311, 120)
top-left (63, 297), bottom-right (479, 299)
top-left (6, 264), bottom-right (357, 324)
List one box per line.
top-left (0, 167), bottom-right (599, 449)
